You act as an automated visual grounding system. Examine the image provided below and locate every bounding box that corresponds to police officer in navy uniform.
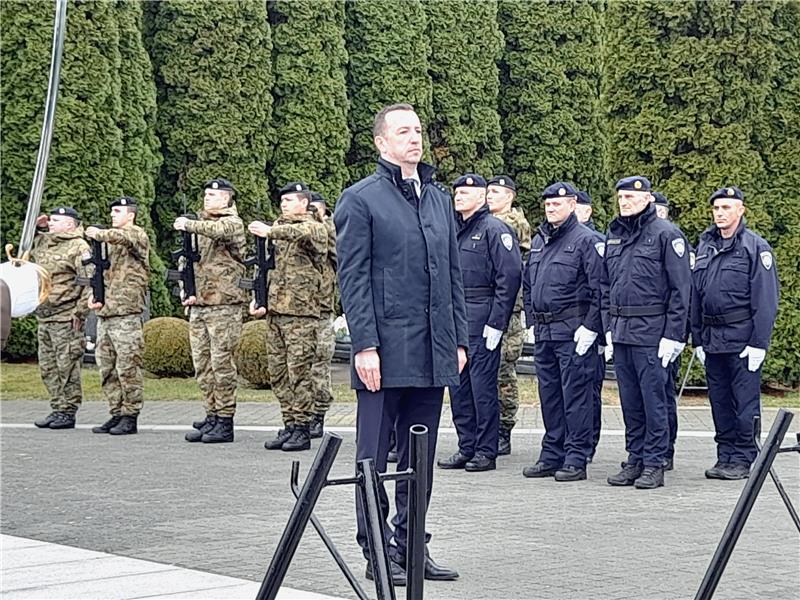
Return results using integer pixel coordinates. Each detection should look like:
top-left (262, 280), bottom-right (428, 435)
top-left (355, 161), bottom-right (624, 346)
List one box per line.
top-left (691, 186), bottom-right (779, 480)
top-left (575, 189), bottom-right (606, 460)
top-left (603, 176), bottom-right (691, 489)
top-left (521, 183), bottom-right (605, 481)
top-left (335, 103), bottom-right (465, 585)
top-left (437, 174), bottom-right (521, 472)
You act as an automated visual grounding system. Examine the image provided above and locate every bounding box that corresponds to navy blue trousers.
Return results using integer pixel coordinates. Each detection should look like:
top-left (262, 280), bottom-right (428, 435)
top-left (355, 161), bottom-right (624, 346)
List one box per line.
top-left (450, 335), bottom-right (501, 459)
top-left (355, 386), bottom-right (443, 561)
top-left (535, 340), bottom-right (594, 468)
top-left (614, 343), bottom-right (670, 467)
top-left (591, 348), bottom-right (605, 456)
top-left (705, 352), bottom-right (761, 466)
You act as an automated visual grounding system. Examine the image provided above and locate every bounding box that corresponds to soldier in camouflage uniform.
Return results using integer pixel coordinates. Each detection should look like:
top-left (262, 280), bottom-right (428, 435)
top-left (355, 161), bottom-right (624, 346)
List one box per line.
top-left (308, 192), bottom-right (337, 439)
top-left (175, 178), bottom-right (247, 444)
top-left (86, 197), bottom-right (149, 436)
top-left (31, 207), bottom-right (90, 430)
top-left (249, 182), bottom-right (327, 452)
top-left (487, 176), bottom-right (531, 455)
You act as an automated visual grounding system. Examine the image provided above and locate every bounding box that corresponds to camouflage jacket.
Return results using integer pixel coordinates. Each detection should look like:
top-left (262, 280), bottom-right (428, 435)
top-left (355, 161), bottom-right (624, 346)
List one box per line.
top-left (93, 223), bottom-right (150, 318)
top-left (30, 227), bottom-right (91, 322)
top-left (496, 207), bottom-right (532, 312)
top-left (268, 213), bottom-right (327, 318)
top-left (183, 205), bottom-right (247, 306)
top-left (319, 216), bottom-right (337, 314)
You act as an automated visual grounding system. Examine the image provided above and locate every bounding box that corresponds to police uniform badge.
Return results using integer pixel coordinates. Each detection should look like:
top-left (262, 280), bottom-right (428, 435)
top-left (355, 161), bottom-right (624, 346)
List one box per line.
top-left (760, 251), bottom-right (773, 270)
top-left (501, 233), bottom-right (513, 251)
top-left (595, 242), bottom-right (605, 257)
top-left (671, 238), bottom-right (686, 258)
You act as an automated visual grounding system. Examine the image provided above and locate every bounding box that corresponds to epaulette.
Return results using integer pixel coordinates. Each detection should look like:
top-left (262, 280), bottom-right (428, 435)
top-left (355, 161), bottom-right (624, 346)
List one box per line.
top-left (432, 181), bottom-right (450, 195)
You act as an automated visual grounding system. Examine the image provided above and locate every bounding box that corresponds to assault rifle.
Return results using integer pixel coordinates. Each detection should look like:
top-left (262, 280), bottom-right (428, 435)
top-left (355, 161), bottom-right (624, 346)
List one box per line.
top-left (75, 229), bottom-right (110, 305)
top-left (240, 233), bottom-right (275, 310)
top-left (166, 199), bottom-right (200, 300)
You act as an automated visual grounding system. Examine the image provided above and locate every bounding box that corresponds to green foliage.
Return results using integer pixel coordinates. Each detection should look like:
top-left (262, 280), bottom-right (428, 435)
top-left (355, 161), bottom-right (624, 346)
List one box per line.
top-left (148, 0), bottom-right (274, 253)
top-left (344, 0), bottom-right (433, 182)
top-left (498, 0), bottom-right (606, 224)
top-left (269, 0), bottom-right (350, 204)
top-left (142, 317), bottom-right (193, 377)
top-left (425, 0), bottom-right (504, 185)
top-left (235, 319), bottom-right (270, 388)
top-left (1, 316), bottom-right (38, 362)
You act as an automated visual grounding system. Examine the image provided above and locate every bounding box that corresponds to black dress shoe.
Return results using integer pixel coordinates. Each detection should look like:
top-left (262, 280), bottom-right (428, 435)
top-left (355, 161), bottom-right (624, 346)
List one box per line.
top-left (365, 560), bottom-right (406, 586)
top-left (464, 454), bottom-right (496, 472)
top-left (437, 451), bottom-right (472, 469)
top-left (423, 554), bottom-right (459, 580)
top-left (554, 465), bottom-right (586, 481)
top-left (522, 462), bottom-right (558, 478)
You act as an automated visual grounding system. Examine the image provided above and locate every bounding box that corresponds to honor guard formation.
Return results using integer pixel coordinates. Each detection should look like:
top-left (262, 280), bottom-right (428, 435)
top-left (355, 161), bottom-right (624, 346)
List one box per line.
top-left (27, 103), bottom-right (780, 584)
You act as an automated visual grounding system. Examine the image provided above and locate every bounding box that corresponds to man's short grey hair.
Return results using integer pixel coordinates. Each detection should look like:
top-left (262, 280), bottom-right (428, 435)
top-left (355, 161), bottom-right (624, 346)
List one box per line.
top-left (373, 103), bottom-right (416, 138)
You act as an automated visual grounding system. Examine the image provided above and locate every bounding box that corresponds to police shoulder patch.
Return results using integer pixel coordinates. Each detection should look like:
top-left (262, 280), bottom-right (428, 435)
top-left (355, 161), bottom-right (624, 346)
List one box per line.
top-left (671, 238), bottom-right (686, 258)
top-left (594, 242), bottom-right (605, 257)
top-left (500, 233), bottom-right (513, 251)
top-left (760, 251), bottom-right (773, 270)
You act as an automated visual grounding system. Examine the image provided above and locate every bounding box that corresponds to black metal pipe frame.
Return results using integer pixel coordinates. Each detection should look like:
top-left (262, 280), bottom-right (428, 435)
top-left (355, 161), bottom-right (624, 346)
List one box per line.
top-left (695, 409), bottom-right (795, 600)
top-left (359, 458), bottom-right (397, 600)
top-left (256, 433), bottom-right (343, 600)
top-left (753, 416), bottom-right (800, 533)
top-left (405, 425), bottom-right (428, 600)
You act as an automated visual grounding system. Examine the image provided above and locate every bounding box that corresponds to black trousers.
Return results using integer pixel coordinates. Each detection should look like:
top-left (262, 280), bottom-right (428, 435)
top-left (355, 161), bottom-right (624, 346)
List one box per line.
top-left (355, 386), bottom-right (443, 561)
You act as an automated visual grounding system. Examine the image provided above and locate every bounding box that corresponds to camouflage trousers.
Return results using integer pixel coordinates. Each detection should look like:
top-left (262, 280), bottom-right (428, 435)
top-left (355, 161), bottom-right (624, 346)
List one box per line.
top-left (498, 311), bottom-right (524, 431)
top-left (311, 312), bottom-right (336, 416)
top-left (96, 314), bottom-right (144, 417)
top-left (189, 305), bottom-right (242, 418)
top-left (266, 314), bottom-right (318, 427)
top-left (37, 319), bottom-right (86, 414)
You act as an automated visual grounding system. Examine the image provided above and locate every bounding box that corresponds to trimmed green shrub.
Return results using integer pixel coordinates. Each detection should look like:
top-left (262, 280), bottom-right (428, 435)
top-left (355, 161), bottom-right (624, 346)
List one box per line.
top-left (235, 319), bottom-right (270, 388)
top-left (2, 316), bottom-right (38, 362)
top-left (142, 317), bottom-right (193, 377)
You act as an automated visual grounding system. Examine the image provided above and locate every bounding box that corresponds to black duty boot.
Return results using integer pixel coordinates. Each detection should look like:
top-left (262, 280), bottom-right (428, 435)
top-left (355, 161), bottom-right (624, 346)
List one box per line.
top-left (704, 461), bottom-right (729, 479)
top-left (465, 454), bottom-right (496, 472)
top-left (437, 451), bottom-right (472, 470)
top-left (607, 461), bottom-right (643, 486)
top-left (192, 414), bottom-right (213, 430)
top-left (554, 465), bottom-right (587, 482)
top-left (34, 412), bottom-right (59, 428)
top-left (265, 425), bottom-right (294, 450)
top-left (522, 462), bottom-right (559, 478)
top-left (309, 414), bottom-right (325, 439)
top-left (49, 412), bottom-right (76, 429)
top-left (712, 463), bottom-right (750, 480)
top-left (634, 466), bottom-right (665, 489)
top-left (186, 415), bottom-right (217, 442)
top-left (109, 415), bottom-right (138, 435)
top-left (92, 416), bottom-right (122, 434)
top-left (497, 428), bottom-right (511, 456)
top-left (282, 424), bottom-right (311, 451)
top-left (202, 416), bottom-right (234, 443)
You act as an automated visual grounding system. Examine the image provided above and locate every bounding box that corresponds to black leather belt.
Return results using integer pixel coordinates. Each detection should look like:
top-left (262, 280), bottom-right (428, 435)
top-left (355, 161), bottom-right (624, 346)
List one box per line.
top-left (464, 286), bottom-right (494, 300)
top-left (531, 303), bottom-right (588, 325)
top-left (609, 305), bottom-right (666, 317)
top-left (702, 309), bottom-right (752, 326)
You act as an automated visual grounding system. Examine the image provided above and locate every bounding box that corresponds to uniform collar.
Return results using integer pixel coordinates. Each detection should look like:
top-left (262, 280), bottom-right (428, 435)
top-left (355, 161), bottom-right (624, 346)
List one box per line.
top-left (611, 202), bottom-right (657, 236)
top-left (538, 211), bottom-right (578, 243)
top-left (700, 217), bottom-right (747, 249)
top-left (376, 157), bottom-right (437, 187)
top-left (458, 203), bottom-right (490, 231)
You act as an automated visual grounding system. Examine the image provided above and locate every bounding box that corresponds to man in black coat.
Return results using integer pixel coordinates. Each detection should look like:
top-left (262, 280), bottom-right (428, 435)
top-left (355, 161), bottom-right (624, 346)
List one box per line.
top-left (334, 103), bottom-right (467, 585)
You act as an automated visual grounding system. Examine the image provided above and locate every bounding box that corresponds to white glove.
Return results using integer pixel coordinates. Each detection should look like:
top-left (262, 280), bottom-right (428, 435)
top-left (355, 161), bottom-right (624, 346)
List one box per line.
top-left (657, 338), bottom-right (682, 368)
top-left (573, 326), bottom-right (598, 356)
top-left (483, 325), bottom-right (503, 351)
top-left (739, 346), bottom-right (766, 372)
top-left (695, 346), bottom-right (706, 366)
top-left (604, 331), bottom-right (614, 362)
top-left (670, 341), bottom-right (686, 363)
top-left (527, 326), bottom-right (536, 344)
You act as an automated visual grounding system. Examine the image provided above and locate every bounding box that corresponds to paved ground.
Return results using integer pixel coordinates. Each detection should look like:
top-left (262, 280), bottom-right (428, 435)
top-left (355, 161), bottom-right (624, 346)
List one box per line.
top-left (1, 401), bottom-right (799, 600)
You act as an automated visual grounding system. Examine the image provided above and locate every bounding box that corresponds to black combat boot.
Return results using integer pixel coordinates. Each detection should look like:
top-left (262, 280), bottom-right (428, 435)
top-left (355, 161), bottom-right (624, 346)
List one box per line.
top-left (264, 425), bottom-right (294, 450)
top-left (607, 461), bottom-right (643, 486)
top-left (634, 466), bottom-right (665, 489)
top-left (465, 454), bottom-right (496, 472)
top-left (497, 428), bottom-right (511, 456)
top-left (109, 415), bottom-right (138, 435)
top-left (309, 413), bottom-right (325, 439)
top-left (186, 415), bottom-right (217, 442)
top-left (49, 412), bottom-right (76, 429)
top-left (282, 424), bottom-right (311, 451)
top-left (34, 412), bottom-right (59, 428)
top-left (92, 415), bottom-right (122, 434)
top-left (522, 462), bottom-right (559, 478)
top-left (554, 465), bottom-right (587, 482)
top-left (202, 416), bottom-right (234, 443)
top-left (437, 451), bottom-right (472, 469)
top-left (192, 414), bottom-right (213, 430)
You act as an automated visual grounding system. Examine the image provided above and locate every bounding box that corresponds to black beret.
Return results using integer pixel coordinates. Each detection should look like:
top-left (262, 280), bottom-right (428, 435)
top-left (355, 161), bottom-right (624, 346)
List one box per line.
top-left (110, 196), bottom-right (137, 208)
top-left (576, 190), bottom-right (592, 205)
top-left (204, 178), bottom-right (236, 193)
top-left (487, 175), bottom-right (516, 191)
top-left (309, 191), bottom-right (326, 205)
top-left (50, 206), bottom-right (80, 220)
top-left (279, 181), bottom-right (311, 196)
top-left (452, 173), bottom-right (487, 189)
top-left (615, 175), bottom-right (651, 192)
top-left (652, 192), bottom-right (669, 206)
top-left (709, 186), bottom-right (744, 204)
top-left (542, 182), bottom-right (578, 199)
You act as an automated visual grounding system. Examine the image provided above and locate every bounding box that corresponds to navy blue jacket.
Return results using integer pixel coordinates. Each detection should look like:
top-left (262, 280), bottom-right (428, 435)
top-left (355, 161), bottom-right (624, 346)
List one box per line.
top-left (523, 212), bottom-right (605, 342)
top-left (334, 158), bottom-right (469, 389)
top-left (456, 204), bottom-right (521, 338)
top-left (690, 220), bottom-right (779, 353)
top-left (603, 203), bottom-right (691, 346)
